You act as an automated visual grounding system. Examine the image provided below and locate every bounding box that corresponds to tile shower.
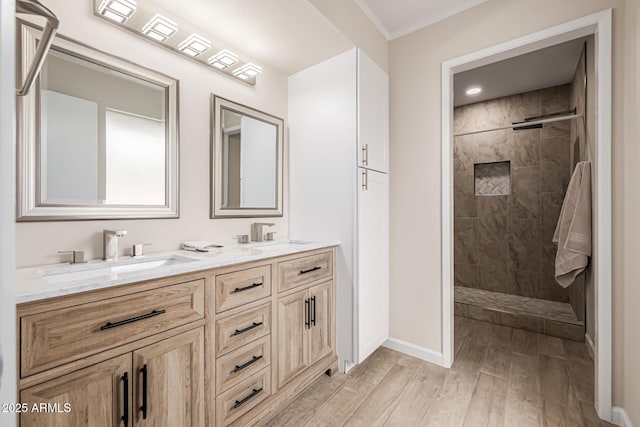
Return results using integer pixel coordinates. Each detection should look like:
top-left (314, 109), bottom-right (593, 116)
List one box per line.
top-left (453, 59), bottom-right (588, 341)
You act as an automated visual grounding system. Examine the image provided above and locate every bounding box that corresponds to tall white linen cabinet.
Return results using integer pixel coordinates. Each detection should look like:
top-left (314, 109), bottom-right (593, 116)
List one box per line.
top-left (288, 48), bottom-right (389, 371)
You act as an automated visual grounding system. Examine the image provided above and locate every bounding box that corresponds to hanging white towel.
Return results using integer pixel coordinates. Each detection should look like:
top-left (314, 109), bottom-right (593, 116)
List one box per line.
top-left (552, 161), bottom-right (592, 288)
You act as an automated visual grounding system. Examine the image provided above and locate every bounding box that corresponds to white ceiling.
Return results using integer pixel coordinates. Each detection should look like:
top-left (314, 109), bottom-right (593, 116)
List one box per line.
top-left (354, 0), bottom-right (487, 40)
top-left (142, 0), bottom-right (353, 75)
top-left (454, 38), bottom-right (587, 107)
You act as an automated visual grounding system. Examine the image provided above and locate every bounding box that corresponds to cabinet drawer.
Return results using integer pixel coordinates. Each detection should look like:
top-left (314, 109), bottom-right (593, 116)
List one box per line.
top-left (216, 303), bottom-right (271, 357)
top-left (216, 335), bottom-right (271, 394)
top-left (216, 368), bottom-right (271, 427)
top-left (278, 251), bottom-right (333, 292)
top-left (21, 279), bottom-right (204, 377)
top-left (216, 265), bottom-right (271, 313)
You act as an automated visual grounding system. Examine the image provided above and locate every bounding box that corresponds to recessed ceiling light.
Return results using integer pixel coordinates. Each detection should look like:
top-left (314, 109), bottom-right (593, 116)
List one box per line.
top-left (466, 86), bottom-right (482, 96)
top-left (97, 0), bottom-right (136, 23)
top-left (233, 63), bottom-right (262, 80)
top-left (178, 34), bottom-right (211, 57)
top-left (142, 14), bottom-right (178, 42)
top-left (208, 49), bottom-right (239, 69)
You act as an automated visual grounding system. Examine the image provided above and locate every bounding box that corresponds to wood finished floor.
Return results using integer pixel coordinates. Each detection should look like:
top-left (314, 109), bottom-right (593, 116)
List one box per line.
top-left (266, 316), bottom-right (613, 427)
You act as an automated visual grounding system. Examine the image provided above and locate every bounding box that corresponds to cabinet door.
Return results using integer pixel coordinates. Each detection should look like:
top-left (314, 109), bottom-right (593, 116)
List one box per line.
top-left (133, 328), bottom-right (204, 427)
top-left (357, 169), bottom-right (389, 363)
top-left (308, 280), bottom-right (334, 365)
top-left (357, 50), bottom-right (388, 172)
top-left (20, 354), bottom-right (131, 427)
top-left (277, 289), bottom-right (309, 387)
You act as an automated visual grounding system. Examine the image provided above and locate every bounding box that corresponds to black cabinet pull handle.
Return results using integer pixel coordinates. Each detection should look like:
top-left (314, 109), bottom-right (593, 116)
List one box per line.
top-left (299, 266), bottom-right (321, 275)
top-left (121, 372), bottom-right (129, 427)
top-left (232, 322), bottom-right (263, 336)
top-left (305, 298), bottom-right (311, 329)
top-left (140, 364), bottom-right (148, 419)
top-left (100, 309), bottom-right (166, 331)
top-left (233, 387), bottom-right (263, 409)
top-left (233, 355), bottom-right (263, 373)
top-left (311, 296), bottom-right (317, 326)
top-left (232, 282), bottom-right (263, 293)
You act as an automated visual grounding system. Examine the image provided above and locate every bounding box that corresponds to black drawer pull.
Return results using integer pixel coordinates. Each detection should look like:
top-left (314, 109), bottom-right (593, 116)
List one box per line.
top-left (233, 387), bottom-right (263, 409)
top-left (305, 298), bottom-right (310, 329)
top-left (311, 296), bottom-right (317, 326)
top-left (233, 355), bottom-right (263, 373)
top-left (121, 372), bottom-right (129, 427)
top-left (140, 364), bottom-right (148, 419)
top-left (232, 322), bottom-right (263, 336)
top-left (232, 282), bottom-right (263, 293)
top-left (100, 309), bottom-right (166, 331)
top-left (299, 266), bottom-right (321, 275)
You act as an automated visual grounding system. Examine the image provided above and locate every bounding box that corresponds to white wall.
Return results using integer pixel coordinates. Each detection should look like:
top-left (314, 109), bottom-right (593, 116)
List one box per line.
top-left (0, 0), bottom-right (16, 424)
top-left (388, 0), bottom-right (632, 416)
top-left (17, 0), bottom-right (289, 268)
top-left (622, 0), bottom-right (640, 424)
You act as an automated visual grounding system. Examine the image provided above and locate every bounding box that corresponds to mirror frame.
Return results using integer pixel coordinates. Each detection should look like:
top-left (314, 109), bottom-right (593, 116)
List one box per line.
top-left (211, 95), bottom-right (284, 218)
top-left (16, 21), bottom-right (180, 221)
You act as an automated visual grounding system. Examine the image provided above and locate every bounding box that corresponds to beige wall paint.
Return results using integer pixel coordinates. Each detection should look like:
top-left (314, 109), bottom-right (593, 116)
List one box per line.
top-left (388, 0), bottom-right (632, 414)
top-left (16, 0), bottom-right (289, 268)
top-left (623, 0), bottom-right (639, 424)
top-left (308, 0), bottom-right (388, 72)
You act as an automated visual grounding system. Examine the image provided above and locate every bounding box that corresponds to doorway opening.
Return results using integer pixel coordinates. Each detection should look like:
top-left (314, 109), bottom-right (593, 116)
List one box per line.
top-left (441, 9), bottom-right (612, 421)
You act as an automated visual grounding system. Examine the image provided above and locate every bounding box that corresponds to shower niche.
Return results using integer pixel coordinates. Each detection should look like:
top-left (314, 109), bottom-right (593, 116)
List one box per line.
top-left (474, 161), bottom-right (511, 196)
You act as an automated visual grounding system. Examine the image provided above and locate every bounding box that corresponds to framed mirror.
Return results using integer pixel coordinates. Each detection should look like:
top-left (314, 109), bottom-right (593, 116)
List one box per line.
top-left (16, 21), bottom-right (179, 221)
top-left (211, 96), bottom-right (284, 218)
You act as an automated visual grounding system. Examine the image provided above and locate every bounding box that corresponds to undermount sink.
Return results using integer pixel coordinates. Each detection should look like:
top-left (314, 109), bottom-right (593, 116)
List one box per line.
top-left (41, 255), bottom-right (198, 284)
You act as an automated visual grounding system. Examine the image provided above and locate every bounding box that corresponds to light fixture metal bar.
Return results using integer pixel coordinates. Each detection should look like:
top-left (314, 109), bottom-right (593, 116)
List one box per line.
top-left (453, 113), bottom-right (582, 137)
top-left (16, 0), bottom-right (59, 96)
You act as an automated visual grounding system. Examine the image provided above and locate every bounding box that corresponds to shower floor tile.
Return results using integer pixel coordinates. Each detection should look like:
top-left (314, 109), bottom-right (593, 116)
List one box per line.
top-left (455, 286), bottom-right (585, 341)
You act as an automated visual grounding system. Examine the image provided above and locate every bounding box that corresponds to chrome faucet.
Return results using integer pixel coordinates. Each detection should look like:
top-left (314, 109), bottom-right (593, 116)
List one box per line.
top-left (251, 223), bottom-right (274, 242)
top-left (103, 229), bottom-right (127, 261)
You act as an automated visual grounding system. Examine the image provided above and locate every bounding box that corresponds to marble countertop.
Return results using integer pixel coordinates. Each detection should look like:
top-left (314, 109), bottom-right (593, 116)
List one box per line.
top-left (16, 240), bottom-right (339, 304)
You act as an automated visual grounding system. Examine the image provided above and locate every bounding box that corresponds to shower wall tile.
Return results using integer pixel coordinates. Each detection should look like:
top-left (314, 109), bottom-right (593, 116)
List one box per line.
top-left (510, 129), bottom-right (540, 167)
top-left (507, 91), bottom-right (541, 122)
top-left (454, 218), bottom-right (478, 266)
top-left (454, 171), bottom-right (477, 217)
top-left (476, 130), bottom-right (511, 163)
top-left (541, 136), bottom-right (571, 193)
top-left (454, 135), bottom-right (477, 172)
top-left (541, 192), bottom-right (564, 244)
top-left (509, 166), bottom-right (540, 219)
top-left (479, 265), bottom-right (509, 293)
top-left (455, 263), bottom-right (479, 288)
top-left (510, 270), bottom-right (540, 298)
top-left (454, 83), bottom-right (577, 309)
top-left (508, 218), bottom-right (540, 271)
top-left (478, 196), bottom-right (509, 269)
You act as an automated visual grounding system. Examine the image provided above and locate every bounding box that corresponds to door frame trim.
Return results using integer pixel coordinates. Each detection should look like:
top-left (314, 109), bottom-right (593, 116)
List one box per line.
top-left (440, 9), bottom-right (613, 421)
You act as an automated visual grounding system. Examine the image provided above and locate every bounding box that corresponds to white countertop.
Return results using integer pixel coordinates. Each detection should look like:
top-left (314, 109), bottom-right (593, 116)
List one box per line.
top-left (16, 240), bottom-right (338, 304)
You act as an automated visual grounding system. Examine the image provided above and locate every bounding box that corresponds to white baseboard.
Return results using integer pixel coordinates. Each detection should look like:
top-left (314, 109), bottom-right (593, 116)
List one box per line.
top-left (383, 338), bottom-right (444, 366)
top-left (585, 333), bottom-right (595, 360)
top-left (613, 407), bottom-right (634, 427)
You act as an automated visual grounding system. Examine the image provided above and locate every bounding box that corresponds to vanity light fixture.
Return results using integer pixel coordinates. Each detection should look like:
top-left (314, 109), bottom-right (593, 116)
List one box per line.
top-left (97, 0), bottom-right (136, 23)
top-left (207, 49), bottom-right (239, 70)
top-left (466, 86), bottom-right (482, 95)
top-left (142, 14), bottom-right (178, 42)
top-left (233, 63), bottom-right (262, 80)
top-left (178, 34), bottom-right (211, 57)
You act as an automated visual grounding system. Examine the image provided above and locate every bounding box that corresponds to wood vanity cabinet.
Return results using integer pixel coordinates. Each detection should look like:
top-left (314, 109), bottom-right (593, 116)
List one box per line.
top-left (17, 276), bottom-right (206, 427)
top-left (16, 246), bottom-right (337, 427)
top-left (277, 280), bottom-right (333, 388)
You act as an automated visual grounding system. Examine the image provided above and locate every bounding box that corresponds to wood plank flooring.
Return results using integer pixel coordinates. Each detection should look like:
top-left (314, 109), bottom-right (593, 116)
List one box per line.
top-left (266, 316), bottom-right (613, 427)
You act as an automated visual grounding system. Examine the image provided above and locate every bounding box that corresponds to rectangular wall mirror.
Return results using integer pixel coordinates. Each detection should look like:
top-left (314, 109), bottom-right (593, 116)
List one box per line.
top-left (16, 21), bottom-right (179, 221)
top-left (211, 96), bottom-right (284, 217)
